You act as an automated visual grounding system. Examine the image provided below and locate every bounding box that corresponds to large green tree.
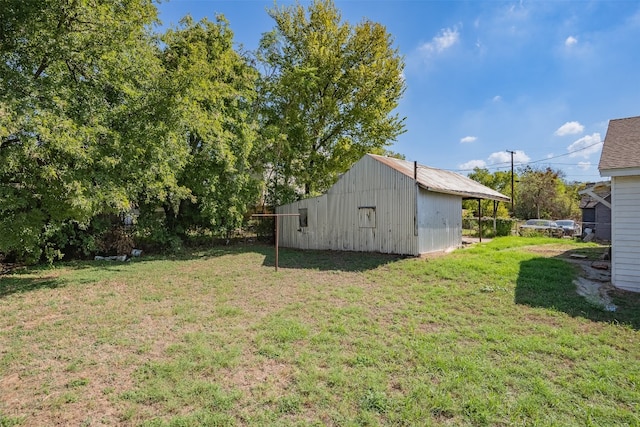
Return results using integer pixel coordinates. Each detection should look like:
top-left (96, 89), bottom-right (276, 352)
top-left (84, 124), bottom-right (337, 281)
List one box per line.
top-left (154, 16), bottom-right (261, 239)
top-left (464, 167), bottom-right (513, 217)
top-left (515, 166), bottom-right (580, 220)
top-left (256, 0), bottom-right (406, 203)
top-left (0, 0), bottom-right (187, 262)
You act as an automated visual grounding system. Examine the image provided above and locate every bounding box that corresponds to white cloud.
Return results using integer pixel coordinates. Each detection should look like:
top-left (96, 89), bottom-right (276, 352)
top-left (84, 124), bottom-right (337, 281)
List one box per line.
top-left (459, 159), bottom-right (486, 170)
top-left (568, 133), bottom-right (602, 158)
top-left (577, 161), bottom-right (591, 170)
top-left (420, 27), bottom-right (460, 54)
top-left (460, 150), bottom-right (529, 172)
top-left (488, 150), bottom-right (530, 165)
top-left (555, 121), bottom-right (584, 136)
top-left (492, 95), bottom-right (502, 102)
top-left (565, 36), bottom-right (578, 47)
top-left (460, 136), bottom-right (477, 143)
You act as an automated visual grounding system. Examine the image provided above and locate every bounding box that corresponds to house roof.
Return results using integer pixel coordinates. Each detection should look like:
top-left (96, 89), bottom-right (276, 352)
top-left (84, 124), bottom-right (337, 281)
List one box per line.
top-left (369, 154), bottom-right (511, 202)
top-left (599, 115), bottom-right (640, 173)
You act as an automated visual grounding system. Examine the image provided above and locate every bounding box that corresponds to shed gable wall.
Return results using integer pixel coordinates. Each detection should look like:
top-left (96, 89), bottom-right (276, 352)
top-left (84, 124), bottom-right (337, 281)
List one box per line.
top-left (277, 156), bottom-right (418, 255)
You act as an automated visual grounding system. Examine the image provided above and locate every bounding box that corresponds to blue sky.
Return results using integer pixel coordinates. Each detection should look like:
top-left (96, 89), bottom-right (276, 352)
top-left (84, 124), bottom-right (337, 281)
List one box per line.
top-left (157, 0), bottom-right (640, 183)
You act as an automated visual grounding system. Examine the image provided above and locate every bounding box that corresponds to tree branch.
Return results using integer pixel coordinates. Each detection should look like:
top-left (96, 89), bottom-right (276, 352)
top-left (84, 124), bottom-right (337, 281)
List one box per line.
top-left (33, 57), bottom-right (48, 79)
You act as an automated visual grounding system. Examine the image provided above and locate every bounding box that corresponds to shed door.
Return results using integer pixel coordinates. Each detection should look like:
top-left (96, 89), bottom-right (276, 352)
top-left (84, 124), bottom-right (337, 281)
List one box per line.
top-left (359, 207), bottom-right (376, 228)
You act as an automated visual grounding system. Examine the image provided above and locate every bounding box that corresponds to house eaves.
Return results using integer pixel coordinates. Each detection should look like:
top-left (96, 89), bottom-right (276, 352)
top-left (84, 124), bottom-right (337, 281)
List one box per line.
top-left (599, 115), bottom-right (640, 176)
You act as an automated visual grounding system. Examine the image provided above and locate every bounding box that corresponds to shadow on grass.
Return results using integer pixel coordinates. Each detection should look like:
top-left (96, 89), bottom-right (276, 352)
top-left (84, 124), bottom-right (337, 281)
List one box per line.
top-left (0, 245), bottom-right (245, 299)
top-left (0, 275), bottom-right (63, 298)
top-left (515, 253), bottom-right (640, 330)
top-left (260, 246), bottom-right (404, 272)
top-left (143, 242), bottom-right (402, 272)
top-left (0, 243), bottom-right (402, 299)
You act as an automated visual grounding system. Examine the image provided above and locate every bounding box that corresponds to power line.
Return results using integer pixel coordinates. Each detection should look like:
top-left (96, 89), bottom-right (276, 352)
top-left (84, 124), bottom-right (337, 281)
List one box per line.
top-left (527, 141), bottom-right (603, 165)
top-left (454, 140), bottom-right (603, 173)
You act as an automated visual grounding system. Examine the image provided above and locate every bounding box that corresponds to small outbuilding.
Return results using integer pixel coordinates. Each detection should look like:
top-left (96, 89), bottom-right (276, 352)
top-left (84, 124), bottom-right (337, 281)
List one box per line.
top-left (276, 154), bottom-right (509, 256)
top-left (598, 115), bottom-right (640, 292)
top-left (578, 181), bottom-right (611, 241)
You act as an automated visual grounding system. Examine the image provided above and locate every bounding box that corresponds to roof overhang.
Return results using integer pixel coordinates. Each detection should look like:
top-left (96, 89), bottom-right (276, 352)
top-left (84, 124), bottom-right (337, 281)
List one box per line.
top-left (600, 166), bottom-right (640, 177)
top-left (419, 184), bottom-right (511, 203)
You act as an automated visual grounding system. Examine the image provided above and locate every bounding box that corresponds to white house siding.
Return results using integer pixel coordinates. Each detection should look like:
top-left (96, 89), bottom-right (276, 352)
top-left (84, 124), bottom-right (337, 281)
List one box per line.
top-left (417, 188), bottom-right (462, 253)
top-left (277, 155), bottom-right (419, 255)
top-left (611, 176), bottom-right (640, 292)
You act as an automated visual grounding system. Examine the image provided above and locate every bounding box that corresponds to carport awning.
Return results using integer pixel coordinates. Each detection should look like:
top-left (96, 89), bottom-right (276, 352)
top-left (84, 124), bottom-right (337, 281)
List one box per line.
top-left (419, 185), bottom-right (510, 202)
top-left (370, 154), bottom-right (511, 202)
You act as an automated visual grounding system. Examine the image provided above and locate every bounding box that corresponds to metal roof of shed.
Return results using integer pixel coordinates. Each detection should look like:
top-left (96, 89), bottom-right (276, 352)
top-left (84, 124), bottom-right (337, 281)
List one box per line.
top-left (369, 154), bottom-right (510, 202)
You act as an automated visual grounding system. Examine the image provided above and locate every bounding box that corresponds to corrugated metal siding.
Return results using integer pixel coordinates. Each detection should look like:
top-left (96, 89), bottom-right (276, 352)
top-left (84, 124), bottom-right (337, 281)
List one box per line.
top-left (611, 176), bottom-right (640, 292)
top-left (277, 155), bottom-right (418, 255)
top-left (277, 196), bottom-right (328, 251)
top-left (417, 188), bottom-right (462, 253)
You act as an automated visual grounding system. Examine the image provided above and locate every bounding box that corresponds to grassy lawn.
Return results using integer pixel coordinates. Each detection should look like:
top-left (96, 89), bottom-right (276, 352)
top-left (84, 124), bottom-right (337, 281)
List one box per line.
top-left (1, 237), bottom-right (639, 426)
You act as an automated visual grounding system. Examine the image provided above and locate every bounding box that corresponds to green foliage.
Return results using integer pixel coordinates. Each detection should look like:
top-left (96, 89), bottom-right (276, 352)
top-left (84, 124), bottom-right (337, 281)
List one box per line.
top-left (0, 412), bottom-right (25, 427)
top-left (468, 167), bottom-right (514, 197)
top-left (0, 0), bottom-right (187, 262)
top-left (158, 16), bottom-right (261, 238)
top-left (0, 3), bottom-right (264, 262)
top-left (515, 166), bottom-right (581, 220)
top-left (469, 166), bottom-right (583, 221)
top-left (133, 208), bottom-right (183, 253)
top-left (463, 167), bottom-right (513, 217)
top-left (0, 0), bottom-right (406, 262)
top-left (464, 218), bottom-right (515, 238)
top-left (518, 228), bottom-right (550, 238)
top-left (256, 0), bottom-right (406, 202)
top-left (360, 389), bottom-right (389, 413)
top-left (494, 218), bottom-right (515, 236)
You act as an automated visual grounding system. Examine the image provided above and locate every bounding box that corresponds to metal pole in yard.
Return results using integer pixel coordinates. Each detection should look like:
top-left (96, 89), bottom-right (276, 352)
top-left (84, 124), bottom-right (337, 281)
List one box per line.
top-left (275, 215), bottom-right (279, 272)
top-left (507, 150), bottom-right (515, 215)
top-left (478, 199), bottom-right (482, 243)
top-left (252, 213), bottom-right (299, 272)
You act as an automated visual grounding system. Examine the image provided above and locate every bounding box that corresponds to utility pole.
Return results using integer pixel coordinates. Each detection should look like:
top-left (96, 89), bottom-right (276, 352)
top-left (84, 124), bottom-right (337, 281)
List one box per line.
top-left (507, 150), bottom-right (515, 216)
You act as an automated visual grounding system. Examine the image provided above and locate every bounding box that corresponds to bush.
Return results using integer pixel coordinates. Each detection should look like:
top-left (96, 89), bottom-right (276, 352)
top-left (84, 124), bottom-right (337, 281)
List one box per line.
top-left (133, 211), bottom-right (183, 254)
top-left (494, 218), bottom-right (516, 236)
top-left (464, 217), bottom-right (515, 238)
top-left (96, 226), bottom-right (135, 256)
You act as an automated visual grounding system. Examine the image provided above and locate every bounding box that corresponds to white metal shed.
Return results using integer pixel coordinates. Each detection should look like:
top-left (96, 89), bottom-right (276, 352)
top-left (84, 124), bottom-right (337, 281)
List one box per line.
top-left (276, 154), bottom-right (509, 255)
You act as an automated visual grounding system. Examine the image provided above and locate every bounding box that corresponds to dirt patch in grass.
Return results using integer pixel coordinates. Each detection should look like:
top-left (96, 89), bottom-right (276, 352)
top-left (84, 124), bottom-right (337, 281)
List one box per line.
top-left (522, 244), bottom-right (574, 257)
top-left (223, 358), bottom-right (293, 396)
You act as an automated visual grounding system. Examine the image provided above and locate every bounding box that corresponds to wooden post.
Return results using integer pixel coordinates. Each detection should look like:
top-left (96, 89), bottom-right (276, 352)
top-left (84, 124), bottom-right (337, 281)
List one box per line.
top-left (252, 213), bottom-right (299, 271)
top-left (493, 200), bottom-right (498, 234)
top-left (275, 215), bottom-right (279, 272)
top-left (478, 199), bottom-right (482, 243)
